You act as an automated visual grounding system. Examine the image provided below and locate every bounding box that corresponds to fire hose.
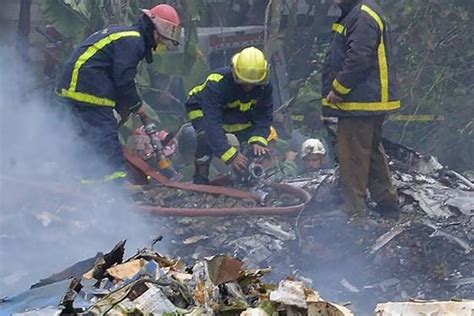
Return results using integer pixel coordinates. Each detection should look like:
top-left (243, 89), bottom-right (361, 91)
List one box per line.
top-left (124, 146), bottom-right (312, 216)
top-left (0, 150), bottom-right (311, 217)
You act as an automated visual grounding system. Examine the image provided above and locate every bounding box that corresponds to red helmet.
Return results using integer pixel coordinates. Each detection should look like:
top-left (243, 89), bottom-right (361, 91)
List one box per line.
top-left (142, 4), bottom-right (181, 45)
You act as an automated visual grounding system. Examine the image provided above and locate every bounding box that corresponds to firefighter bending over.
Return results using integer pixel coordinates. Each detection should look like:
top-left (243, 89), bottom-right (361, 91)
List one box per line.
top-left (56, 5), bottom-right (181, 182)
top-left (185, 47), bottom-right (273, 184)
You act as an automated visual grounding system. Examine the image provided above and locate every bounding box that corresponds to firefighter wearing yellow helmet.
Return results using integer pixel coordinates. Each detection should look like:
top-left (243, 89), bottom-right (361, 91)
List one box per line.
top-left (185, 46), bottom-right (273, 184)
top-left (232, 46), bottom-right (269, 84)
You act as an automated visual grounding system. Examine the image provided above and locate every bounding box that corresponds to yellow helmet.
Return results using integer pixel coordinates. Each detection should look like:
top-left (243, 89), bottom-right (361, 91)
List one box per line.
top-left (231, 46), bottom-right (269, 85)
top-left (267, 126), bottom-right (279, 142)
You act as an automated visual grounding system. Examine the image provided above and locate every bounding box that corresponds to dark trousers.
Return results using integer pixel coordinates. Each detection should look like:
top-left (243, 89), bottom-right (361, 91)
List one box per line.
top-left (337, 115), bottom-right (398, 215)
top-left (68, 104), bottom-right (126, 179)
top-left (191, 119), bottom-right (253, 183)
top-left (192, 120), bottom-right (251, 161)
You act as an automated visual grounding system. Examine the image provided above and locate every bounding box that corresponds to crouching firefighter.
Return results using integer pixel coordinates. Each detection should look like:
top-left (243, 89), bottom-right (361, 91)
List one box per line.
top-left (56, 4), bottom-right (181, 183)
top-left (185, 46), bottom-right (273, 184)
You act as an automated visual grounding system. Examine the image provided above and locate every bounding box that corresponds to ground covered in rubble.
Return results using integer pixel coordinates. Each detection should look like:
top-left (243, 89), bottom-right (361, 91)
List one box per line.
top-left (1, 182), bottom-right (472, 315)
top-left (1, 144), bottom-right (473, 315)
top-left (134, 185), bottom-right (303, 209)
top-left (144, 200), bottom-right (472, 315)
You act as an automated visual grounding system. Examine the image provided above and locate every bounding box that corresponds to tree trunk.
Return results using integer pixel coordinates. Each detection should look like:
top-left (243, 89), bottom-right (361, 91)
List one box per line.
top-left (264, 0), bottom-right (283, 58)
top-left (16, 0), bottom-right (32, 64)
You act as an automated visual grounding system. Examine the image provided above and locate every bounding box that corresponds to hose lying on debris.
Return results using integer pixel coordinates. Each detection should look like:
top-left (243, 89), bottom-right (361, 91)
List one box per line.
top-left (0, 148), bottom-right (312, 217)
top-left (124, 146), bottom-right (312, 216)
top-left (123, 146), bottom-right (257, 200)
top-left (135, 183), bottom-right (312, 217)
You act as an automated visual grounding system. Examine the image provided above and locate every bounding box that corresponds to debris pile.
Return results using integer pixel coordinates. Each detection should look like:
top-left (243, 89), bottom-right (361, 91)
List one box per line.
top-left (1, 142), bottom-right (472, 314)
top-left (0, 241), bottom-right (354, 315)
top-left (137, 187), bottom-right (257, 209)
top-left (133, 184), bottom-right (305, 209)
top-left (165, 216), bottom-right (297, 269)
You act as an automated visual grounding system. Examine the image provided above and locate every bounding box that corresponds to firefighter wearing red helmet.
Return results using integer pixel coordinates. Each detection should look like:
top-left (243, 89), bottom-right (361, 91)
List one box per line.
top-left (142, 4), bottom-right (181, 46)
top-left (56, 4), bottom-right (181, 183)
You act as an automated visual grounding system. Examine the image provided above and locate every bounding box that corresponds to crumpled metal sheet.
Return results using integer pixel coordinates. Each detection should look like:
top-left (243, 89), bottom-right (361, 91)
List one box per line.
top-left (0, 279), bottom-right (71, 315)
top-left (30, 253), bottom-right (102, 289)
top-left (105, 259), bottom-right (148, 282)
top-left (12, 307), bottom-right (62, 315)
top-left (88, 279), bottom-right (177, 315)
top-left (445, 194), bottom-right (474, 216)
top-left (373, 300), bottom-right (474, 316)
top-left (397, 183), bottom-right (454, 218)
top-left (205, 255), bottom-right (243, 285)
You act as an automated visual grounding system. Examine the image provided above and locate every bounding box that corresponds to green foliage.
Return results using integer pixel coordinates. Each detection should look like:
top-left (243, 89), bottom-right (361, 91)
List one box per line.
top-left (382, 0), bottom-right (474, 170)
top-left (38, 0), bottom-right (94, 42)
top-left (152, 0), bottom-right (207, 80)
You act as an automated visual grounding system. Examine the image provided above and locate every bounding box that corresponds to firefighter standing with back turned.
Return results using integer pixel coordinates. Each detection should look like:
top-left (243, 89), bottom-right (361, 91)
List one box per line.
top-left (56, 4), bottom-right (181, 183)
top-left (322, 0), bottom-right (400, 220)
top-left (185, 47), bottom-right (273, 185)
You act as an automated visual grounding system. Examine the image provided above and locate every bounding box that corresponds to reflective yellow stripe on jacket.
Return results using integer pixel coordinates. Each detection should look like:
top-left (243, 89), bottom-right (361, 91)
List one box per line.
top-left (332, 79), bottom-right (352, 95)
top-left (223, 122), bottom-right (253, 133)
top-left (322, 98), bottom-right (400, 111)
top-left (188, 109), bottom-right (204, 120)
top-left (361, 4), bottom-right (389, 103)
top-left (248, 136), bottom-right (268, 146)
top-left (227, 99), bottom-right (256, 112)
top-left (59, 31), bottom-right (141, 107)
top-left (189, 73), bottom-right (224, 96)
top-left (221, 147), bottom-right (237, 163)
top-left (332, 23), bottom-right (347, 35)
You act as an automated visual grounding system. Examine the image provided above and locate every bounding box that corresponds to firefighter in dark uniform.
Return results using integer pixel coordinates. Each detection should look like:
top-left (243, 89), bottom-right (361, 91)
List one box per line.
top-left (185, 46), bottom-right (273, 184)
top-left (56, 4), bottom-right (181, 182)
top-left (322, 0), bottom-right (400, 219)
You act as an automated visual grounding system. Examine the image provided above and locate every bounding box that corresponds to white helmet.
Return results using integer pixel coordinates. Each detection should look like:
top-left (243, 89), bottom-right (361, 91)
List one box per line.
top-left (300, 139), bottom-right (326, 158)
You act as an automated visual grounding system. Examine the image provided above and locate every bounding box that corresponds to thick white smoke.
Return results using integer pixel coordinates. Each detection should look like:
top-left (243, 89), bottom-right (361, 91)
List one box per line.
top-left (0, 45), bottom-right (161, 296)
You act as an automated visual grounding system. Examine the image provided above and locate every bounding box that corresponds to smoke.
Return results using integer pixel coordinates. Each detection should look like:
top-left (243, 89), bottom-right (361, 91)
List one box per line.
top-left (0, 47), bottom-right (161, 296)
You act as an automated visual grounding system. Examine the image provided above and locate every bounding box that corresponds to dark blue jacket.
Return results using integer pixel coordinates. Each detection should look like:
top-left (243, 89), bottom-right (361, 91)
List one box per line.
top-left (57, 18), bottom-right (155, 112)
top-left (321, 0), bottom-right (400, 117)
top-left (185, 67), bottom-right (273, 162)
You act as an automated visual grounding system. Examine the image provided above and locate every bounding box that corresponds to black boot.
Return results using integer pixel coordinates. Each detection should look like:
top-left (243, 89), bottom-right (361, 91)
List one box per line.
top-left (193, 157), bottom-right (211, 185)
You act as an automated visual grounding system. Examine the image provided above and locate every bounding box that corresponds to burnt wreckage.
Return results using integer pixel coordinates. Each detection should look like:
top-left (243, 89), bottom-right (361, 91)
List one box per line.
top-left (0, 141), bottom-right (473, 315)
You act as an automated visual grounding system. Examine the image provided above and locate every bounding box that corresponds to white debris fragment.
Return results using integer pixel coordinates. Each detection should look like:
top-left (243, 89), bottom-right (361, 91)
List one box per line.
top-left (364, 278), bottom-right (400, 292)
top-left (370, 222), bottom-right (411, 255)
top-left (270, 280), bottom-right (307, 309)
top-left (374, 300), bottom-right (474, 316)
top-left (423, 220), bottom-right (472, 254)
top-left (13, 307), bottom-right (62, 315)
top-left (120, 283), bottom-right (177, 315)
top-left (183, 235), bottom-right (210, 245)
top-left (341, 278), bottom-right (360, 293)
top-left (257, 221), bottom-right (296, 241)
top-left (240, 307), bottom-right (269, 316)
top-left (429, 229), bottom-right (472, 254)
